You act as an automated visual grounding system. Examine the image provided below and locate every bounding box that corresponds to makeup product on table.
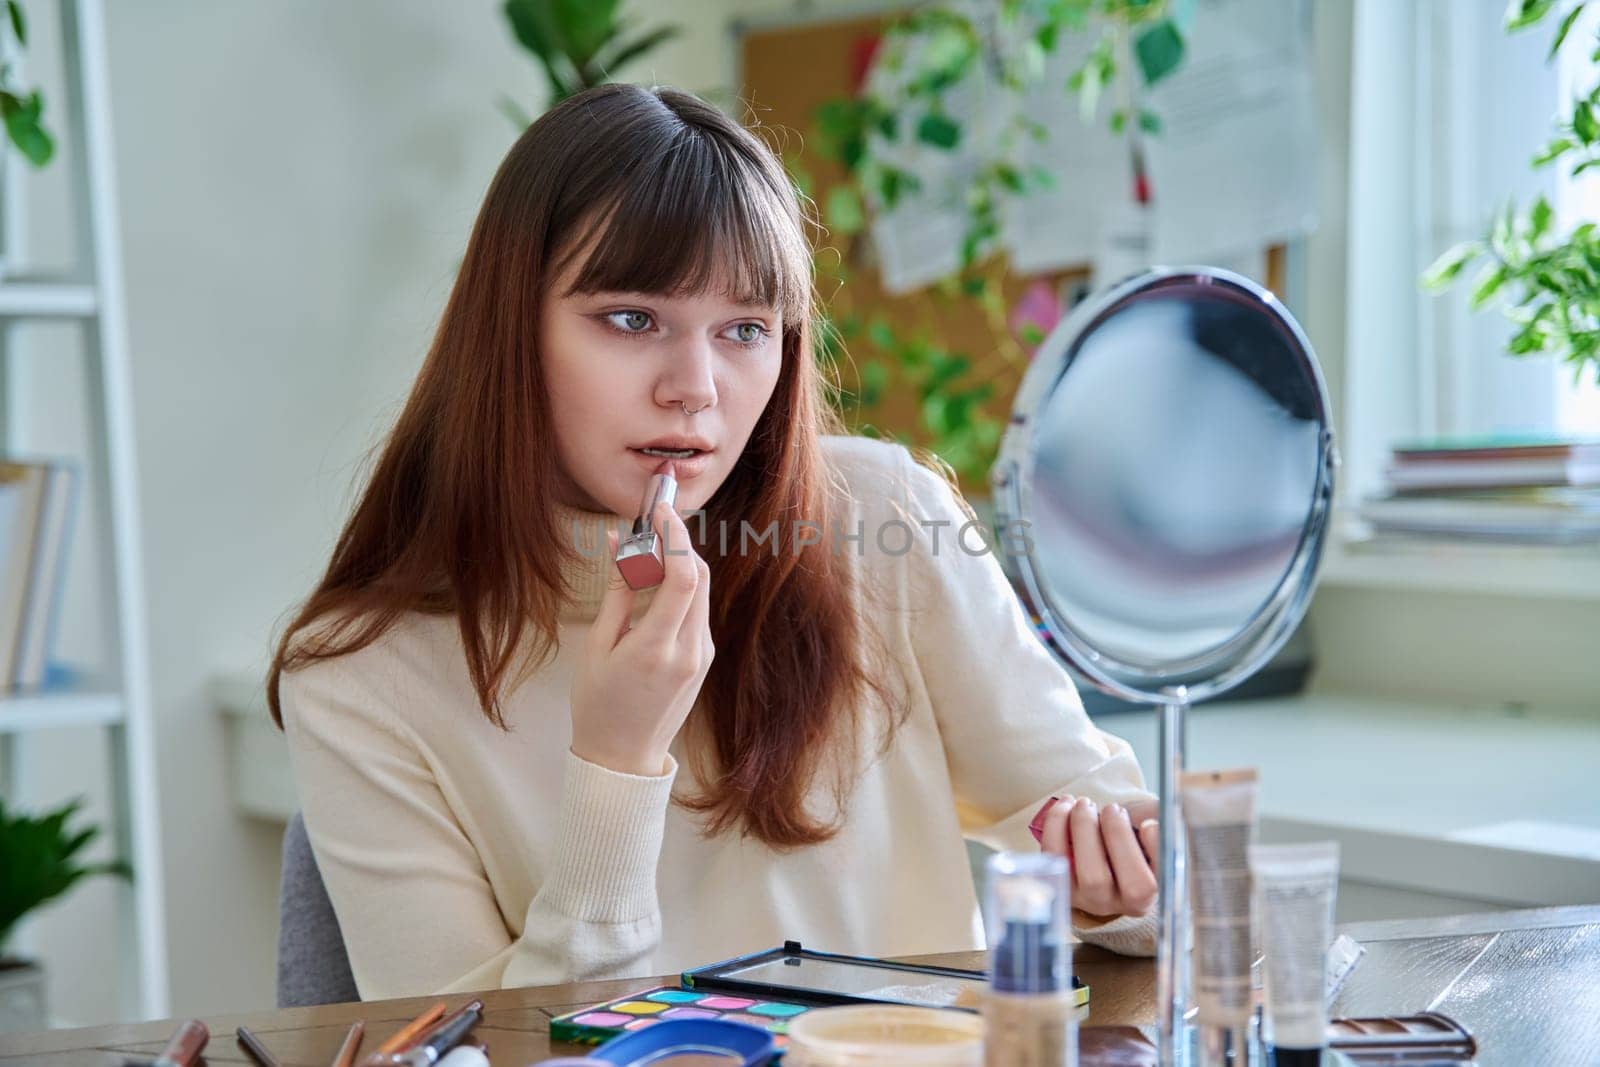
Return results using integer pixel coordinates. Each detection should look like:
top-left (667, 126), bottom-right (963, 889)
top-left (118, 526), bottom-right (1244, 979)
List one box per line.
top-left (786, 1004), bottom-right (983, 1067)
top-left (236, 1025), bottom-right (282, 1067)
top-left (1323, 934), bottom-right (1366, 1004)
top-left (684, 941), bottom-right (1025, 1011)
top-left (1179, 767), bottom-right (1260, 1067)
top-left (539, 1017), bottom-right (778, 1066)
top-left (435, 1044), bottom-right (490, 1067)
top-left (332, 1022), bottom-right (366, 1067)
top-left (980, 852), bottom-right (1078, 1067)
top-left (1251, 842), bottom-right (1340, 1066)
top-left (1326, 1012), bottom-right (1477, 1061)
top-left (615, 460), bottom-right (678, 589)
top-left (367, 999), bottom-right (483, 1067)
top-left (549, 983), bottom-right (812, 1050)
top-left (366, 1002), bottom-right (448, 1062)
top-left (551, 941), bottom-right (1071, 1049)
top-left (145, 1019), bottom-right (208, 1067)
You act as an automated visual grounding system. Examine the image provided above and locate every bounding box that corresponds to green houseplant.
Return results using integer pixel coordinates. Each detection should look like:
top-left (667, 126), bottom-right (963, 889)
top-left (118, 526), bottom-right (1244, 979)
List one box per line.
top-left (1423, 0), bottom-right (1600, 385)
top-left (498, 0), bottom-right (681, 124)
top-left (0, 796), bottom-right (130, 1032)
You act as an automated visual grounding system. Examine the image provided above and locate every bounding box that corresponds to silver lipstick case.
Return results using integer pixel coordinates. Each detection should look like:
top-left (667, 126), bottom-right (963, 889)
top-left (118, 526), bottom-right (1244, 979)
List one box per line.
top-left (614, 468), bottom-right (679, 590)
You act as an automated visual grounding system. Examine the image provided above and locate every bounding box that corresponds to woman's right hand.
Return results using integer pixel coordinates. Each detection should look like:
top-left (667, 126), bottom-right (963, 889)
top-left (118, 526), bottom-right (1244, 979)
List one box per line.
top-left (569, 501), bottom-right (714, 777)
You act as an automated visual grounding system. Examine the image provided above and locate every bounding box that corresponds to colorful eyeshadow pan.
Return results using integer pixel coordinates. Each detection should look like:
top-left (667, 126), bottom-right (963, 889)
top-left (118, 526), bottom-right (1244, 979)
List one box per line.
top-left (571, 1011), bottom-right (631, 1027)
top-left (749, 1002), bottom-right (807, 1018)
top-left (612, 1001), bottom-right (668, 1015)
top-left (623, 1019), bottom-right (659, 1031)
top-left (661, 1007), bottom-right (719, 1020)
top-left (645, 990), bottom-right (705, 1004)
top-left (697, 996), bottom-right (756, 1010)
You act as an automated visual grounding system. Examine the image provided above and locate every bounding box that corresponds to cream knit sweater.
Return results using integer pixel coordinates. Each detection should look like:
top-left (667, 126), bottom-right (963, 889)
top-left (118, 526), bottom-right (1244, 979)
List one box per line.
top-left (280, 435), bottom-right (1158, 1000)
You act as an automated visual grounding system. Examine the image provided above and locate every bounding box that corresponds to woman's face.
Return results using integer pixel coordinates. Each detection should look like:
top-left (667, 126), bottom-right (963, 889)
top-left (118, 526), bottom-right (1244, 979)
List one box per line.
top-left (540, 247), bottom-right (785, 518)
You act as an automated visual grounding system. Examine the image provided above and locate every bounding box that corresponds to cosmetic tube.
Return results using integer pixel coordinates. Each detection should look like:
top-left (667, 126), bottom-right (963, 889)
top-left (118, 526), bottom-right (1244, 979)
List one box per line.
top-left (615, 461), bottom-right (678, 590)
top-left (982, 851), bottom-right (1077, 1067)
top-left (1251, 842), bottom-right (1340, 1067)
top-left (1178, 768), bottom-right (1260, 1066)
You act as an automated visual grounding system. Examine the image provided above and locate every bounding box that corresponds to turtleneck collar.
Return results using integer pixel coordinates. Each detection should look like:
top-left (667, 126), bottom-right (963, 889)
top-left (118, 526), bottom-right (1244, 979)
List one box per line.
top-left (550, 500), bottom-right (662, 622)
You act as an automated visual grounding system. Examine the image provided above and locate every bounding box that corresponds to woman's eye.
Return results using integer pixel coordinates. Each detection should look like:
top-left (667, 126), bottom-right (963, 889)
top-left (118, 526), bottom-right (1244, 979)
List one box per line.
top-left (605, 310), bottom-right (653, 334)
top-left (726, 322), bottom-right (769, 345)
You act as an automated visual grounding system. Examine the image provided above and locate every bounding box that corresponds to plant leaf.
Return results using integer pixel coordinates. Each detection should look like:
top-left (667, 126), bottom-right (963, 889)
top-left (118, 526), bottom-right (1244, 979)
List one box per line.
top-left (1530, 194), bottom-right (1555, 239)
top-left (1574, 100), bottom-right (1599, 144)
top-left (6, 0), bottom-right (23, 45)
top-left (1471, 263), bottom-right (1510, 308)
top-left (594, 24), bottom-right (680, 78)
top-left (1421, 241), bottom-right (1483, 289)
top-left (825, 184), bottom-right (865, 235)
top-left (1549, 2), bottom-right (1585, 57)
top-left (1134, 19), bottom-right (1185, 86)
top-left (1533, 136), bottom-right (1575, 166)
top-left (916, 112), bottom-right (962, 150)
top-left (497, 94), bottom-right (533, 130)
top-left (1504, 0), bottom-right (1557, 32)
top-left (555, 0), bottom-right (622, 69)
top-left (1138, 108), bottom-right (1163, 134)
top-left (3, 91), bottom-right (51, 167)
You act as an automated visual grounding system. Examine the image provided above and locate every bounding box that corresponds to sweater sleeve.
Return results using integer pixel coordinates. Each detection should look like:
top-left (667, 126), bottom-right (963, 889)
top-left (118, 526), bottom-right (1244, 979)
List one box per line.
top-left (893, 446), bottom-right (1159, 957)
top-left (279, 656), bottom-right (675, 998)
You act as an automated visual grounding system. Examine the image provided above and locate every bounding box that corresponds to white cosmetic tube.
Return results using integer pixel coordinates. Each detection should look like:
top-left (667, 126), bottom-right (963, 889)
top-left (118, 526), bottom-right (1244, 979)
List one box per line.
top-left (1178, 768), bottom-right (1260, 1061)
top-left (1251, 841), bottom-right (1341, 1063)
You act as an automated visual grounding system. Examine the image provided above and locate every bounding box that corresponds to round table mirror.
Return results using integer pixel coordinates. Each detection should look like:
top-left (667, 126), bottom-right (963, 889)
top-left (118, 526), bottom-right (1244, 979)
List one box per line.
top-left (990, 266), bottom-right (1337, 1064)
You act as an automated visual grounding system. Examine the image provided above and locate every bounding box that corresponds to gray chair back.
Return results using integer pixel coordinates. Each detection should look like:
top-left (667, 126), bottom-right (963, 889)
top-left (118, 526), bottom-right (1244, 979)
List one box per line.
top-left (277, 811), bottom-right (360, 1007)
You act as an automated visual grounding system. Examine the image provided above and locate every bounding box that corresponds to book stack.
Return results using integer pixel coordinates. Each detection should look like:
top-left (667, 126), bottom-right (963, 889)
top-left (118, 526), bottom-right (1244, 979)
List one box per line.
top-left (1360, 436), bottom-right (1600, 544)
top-left (0, 460), bottom-right (78, 690)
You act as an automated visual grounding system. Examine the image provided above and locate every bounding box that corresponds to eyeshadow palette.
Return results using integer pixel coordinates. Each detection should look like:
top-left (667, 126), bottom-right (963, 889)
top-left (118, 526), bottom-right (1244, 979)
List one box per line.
top-left (549, 985), bottom-right (811, 1050)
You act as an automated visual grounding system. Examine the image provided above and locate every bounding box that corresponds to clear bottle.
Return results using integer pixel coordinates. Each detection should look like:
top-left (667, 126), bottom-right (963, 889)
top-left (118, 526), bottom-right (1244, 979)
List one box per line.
top-left (982, 852), bottom-right (1077, 1067)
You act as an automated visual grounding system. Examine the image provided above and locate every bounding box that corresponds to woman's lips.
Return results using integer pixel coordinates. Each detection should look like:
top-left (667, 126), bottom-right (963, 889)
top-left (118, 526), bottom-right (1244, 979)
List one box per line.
top-left (629, 447), bottom-right (713, 478)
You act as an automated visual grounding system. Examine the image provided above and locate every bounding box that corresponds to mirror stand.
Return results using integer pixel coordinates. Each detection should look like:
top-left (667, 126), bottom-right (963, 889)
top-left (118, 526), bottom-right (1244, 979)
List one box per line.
top-left (1156, 691), bottom-right (1192, 1067)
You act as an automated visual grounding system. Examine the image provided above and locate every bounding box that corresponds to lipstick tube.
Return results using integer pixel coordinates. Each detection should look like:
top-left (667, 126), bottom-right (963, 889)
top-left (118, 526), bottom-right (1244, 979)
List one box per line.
top-left (615, 462), bottom-right (679, 590)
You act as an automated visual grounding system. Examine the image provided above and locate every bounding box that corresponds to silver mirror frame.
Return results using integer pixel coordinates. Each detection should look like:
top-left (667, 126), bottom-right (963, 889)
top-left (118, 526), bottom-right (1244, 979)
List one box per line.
top-left (990, 266), bottom-right (1338, 705)
top-left (988, 266), bottom-right (1338, 1065)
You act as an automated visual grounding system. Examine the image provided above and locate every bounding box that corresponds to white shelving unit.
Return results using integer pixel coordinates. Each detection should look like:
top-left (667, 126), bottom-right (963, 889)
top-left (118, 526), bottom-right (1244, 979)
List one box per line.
top-left (0, 0), bottom-right (168, 1020)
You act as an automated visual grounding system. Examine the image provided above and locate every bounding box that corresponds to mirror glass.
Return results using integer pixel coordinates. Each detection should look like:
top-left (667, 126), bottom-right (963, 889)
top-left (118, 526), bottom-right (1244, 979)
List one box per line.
top-left (994, 269), bottom-right (1335, 702)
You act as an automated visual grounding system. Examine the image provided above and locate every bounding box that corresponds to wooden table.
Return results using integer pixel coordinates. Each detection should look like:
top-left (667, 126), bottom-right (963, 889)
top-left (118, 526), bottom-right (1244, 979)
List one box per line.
top-left (3, 906), bottom-right (1595, 1065)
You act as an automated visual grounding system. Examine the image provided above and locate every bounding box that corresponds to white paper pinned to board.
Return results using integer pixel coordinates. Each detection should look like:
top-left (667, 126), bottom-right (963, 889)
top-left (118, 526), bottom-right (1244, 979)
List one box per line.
top-left (1144, 0), bottom-right (1318, 262)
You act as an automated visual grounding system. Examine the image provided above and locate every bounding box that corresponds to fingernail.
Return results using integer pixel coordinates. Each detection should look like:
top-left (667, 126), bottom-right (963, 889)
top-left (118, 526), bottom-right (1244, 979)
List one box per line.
top-left (1140, 819), bottom-right (1159, 831)
top-left (1106, 803), bottom-right (1125, 820)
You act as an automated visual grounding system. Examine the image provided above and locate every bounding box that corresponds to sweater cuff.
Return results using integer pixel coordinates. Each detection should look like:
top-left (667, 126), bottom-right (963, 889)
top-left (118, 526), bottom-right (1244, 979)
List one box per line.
top-left (541, 749), bottom-right (678, 924)
top-left (1074, 910), bottom-right (1159, 957)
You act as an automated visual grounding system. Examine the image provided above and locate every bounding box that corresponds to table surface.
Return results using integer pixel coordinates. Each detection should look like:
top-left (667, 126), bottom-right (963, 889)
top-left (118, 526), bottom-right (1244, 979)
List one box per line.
top-left (2, 905), bottom-right (1595, 1066)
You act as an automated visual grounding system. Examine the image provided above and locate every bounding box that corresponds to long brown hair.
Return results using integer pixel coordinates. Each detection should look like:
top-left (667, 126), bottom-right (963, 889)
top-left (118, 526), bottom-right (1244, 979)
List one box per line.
top-left (267, 84), bottom-right (899, 848)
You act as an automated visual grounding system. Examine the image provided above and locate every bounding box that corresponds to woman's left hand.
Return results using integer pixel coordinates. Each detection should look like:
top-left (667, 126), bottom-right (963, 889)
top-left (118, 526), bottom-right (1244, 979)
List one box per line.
top-left (1039, 796), bottom-right (1161, 920)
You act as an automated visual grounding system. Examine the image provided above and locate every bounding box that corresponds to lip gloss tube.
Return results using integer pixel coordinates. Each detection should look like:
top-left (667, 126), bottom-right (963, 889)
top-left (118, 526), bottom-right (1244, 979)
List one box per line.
top-left (615, 460), bottom-right (678, 590)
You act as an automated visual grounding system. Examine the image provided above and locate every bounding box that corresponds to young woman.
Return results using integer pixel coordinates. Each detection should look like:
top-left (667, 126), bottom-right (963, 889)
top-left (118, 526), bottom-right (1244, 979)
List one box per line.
top-left (269, 83), bottom-right (1162, 1001)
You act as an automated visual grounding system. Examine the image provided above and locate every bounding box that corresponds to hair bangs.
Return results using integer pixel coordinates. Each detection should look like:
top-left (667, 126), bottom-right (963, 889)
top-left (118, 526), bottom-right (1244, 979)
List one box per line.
top-left (564, 126), bottom-right (811, 325)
